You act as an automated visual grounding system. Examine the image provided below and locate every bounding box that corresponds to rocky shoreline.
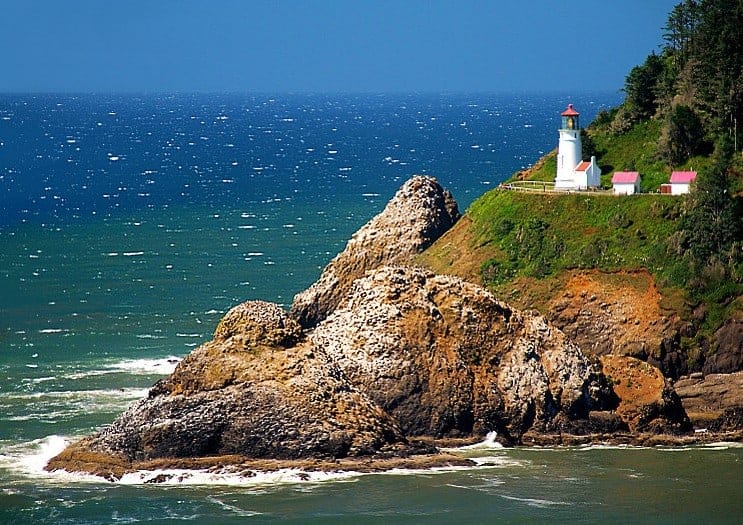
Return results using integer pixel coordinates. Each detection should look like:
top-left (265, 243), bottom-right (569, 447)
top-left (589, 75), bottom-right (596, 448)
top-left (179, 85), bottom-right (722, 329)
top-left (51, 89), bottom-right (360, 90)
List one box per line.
top-left (46, 176), bottom-right (742, 480)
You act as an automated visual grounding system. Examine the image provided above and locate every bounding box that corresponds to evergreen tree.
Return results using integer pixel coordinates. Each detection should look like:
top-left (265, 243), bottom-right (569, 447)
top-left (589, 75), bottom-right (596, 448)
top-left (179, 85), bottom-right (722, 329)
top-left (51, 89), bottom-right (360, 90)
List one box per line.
top-left (679, 136), bottom-right (741, 276)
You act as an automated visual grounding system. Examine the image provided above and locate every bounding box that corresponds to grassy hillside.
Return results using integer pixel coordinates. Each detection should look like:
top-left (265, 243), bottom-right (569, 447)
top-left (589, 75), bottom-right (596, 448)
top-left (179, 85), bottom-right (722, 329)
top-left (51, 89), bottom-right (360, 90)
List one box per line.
top-left (513, 117), bottom-right (720, 192)
top-left (467, 191), bottom-right (682, 282)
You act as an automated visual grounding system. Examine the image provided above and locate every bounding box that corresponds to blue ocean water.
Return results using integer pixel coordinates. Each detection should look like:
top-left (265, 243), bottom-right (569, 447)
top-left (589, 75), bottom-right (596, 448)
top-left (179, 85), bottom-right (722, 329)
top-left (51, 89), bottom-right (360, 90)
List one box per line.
top-left (1, 92), bottom-right (741, 524)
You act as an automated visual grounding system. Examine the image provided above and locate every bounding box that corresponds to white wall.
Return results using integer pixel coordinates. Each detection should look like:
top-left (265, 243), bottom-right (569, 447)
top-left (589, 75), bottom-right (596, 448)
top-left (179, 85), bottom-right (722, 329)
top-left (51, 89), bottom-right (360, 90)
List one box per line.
top-left (613, 183), bottom-right (636, 195)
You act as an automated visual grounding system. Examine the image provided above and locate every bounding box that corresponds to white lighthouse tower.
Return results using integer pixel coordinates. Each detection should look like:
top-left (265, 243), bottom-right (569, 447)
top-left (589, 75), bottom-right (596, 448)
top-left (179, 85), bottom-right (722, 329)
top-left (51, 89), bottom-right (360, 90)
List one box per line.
top-left (554, 103), bottom-right (601, 190)
top-left (555, 104), bottom-right (582, 189)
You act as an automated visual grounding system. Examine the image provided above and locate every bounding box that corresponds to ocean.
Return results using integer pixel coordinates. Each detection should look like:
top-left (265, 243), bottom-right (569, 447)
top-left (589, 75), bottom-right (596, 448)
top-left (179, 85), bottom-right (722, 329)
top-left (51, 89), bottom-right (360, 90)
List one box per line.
top-left (1, 92), bottom-right (741, 524)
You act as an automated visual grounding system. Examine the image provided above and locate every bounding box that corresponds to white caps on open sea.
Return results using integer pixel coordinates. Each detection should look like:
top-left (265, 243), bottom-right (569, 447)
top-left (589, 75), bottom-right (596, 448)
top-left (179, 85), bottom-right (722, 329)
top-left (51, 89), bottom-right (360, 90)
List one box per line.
top-left (1, 93), bottom-right (740, 524)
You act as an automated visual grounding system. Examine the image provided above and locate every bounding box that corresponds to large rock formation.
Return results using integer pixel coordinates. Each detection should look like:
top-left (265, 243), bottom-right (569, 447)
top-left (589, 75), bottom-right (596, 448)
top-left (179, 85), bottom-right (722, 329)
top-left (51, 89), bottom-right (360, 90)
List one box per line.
top-left (311, 265), bottom-right (616, 443)
top-left (48, 301), bottom-right (416, 476)
top-left (703, 319), bottom-right (743, 374)
top-left (291, 175), bottom-right (460, 328)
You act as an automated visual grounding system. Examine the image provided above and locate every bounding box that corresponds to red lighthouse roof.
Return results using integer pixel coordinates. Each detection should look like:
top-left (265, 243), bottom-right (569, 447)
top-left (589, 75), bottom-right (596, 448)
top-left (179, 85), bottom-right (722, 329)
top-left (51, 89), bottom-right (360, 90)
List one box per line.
top-left (561, 104), bottom-right (579, 116)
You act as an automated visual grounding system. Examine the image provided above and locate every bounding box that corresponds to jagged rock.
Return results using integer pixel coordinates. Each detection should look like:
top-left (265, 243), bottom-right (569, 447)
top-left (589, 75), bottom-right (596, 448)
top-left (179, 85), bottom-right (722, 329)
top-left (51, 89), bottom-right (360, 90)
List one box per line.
top-left (48, 301), bottom-right (409, 472)
top-left (290, 175), bottom-right (460, 328)
top-left (600, 355), bottom-right (691, 433)
top-left (310, 265), bottom-right (615, 443)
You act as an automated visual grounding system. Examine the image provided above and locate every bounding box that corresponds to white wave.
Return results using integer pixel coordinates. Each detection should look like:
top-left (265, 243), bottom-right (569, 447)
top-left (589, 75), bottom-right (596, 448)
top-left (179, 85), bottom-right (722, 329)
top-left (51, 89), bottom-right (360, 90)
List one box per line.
top-left (175, 333), bottom-right (202, 338)
top-left (205, 496), bottom-right (263, 517)
top-left (122, 251), bottom-right (144, 257)
top-left (0, 435), bottom-right (100, 483)
top-left (105, 356), bottom-right (181, 375)
top-left (0, 387), bottom-right (148, 402)
top-left (38, 328), bottom-right (69, 334)
top-left (500, 494), bottom-right (570, 508)
top-left (115, 467), bottom-right (360, 486)
top-left (702, 441), bottom-right (743, 449)
top-left (135, 333), bottom-right (166, 339)
top-left (456, 431), bottom-right (504, 451)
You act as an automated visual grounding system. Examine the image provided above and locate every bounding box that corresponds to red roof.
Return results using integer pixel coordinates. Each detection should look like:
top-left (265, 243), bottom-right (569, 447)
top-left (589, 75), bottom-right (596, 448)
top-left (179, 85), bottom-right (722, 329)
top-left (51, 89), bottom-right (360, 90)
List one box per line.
top-left (612, 171), bottom-right (640, 184)
top-left (561, 104), bottom-right (579, 116)
top-left (670, 171), bottom-right (697, 184)
top-left (575, 161), bottom-right (591, 172)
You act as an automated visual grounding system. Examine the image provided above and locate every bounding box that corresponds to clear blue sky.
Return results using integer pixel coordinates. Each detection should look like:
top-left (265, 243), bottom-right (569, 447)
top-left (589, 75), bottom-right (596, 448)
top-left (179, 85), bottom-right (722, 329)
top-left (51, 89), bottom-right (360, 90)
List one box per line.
top-left (1, 0), bottom-right (678, 93)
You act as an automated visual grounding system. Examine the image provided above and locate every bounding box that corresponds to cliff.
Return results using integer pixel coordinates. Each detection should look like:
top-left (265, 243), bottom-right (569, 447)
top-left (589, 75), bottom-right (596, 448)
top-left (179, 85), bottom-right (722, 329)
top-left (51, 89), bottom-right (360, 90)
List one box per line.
top-left (48, 176), bottom-right (722, 480)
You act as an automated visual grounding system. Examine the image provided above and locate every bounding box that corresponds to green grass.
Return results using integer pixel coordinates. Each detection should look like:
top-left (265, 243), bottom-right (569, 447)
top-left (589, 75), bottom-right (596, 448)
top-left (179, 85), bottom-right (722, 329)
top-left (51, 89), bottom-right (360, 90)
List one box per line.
top-left (470, 191), bottom-right (683, 283)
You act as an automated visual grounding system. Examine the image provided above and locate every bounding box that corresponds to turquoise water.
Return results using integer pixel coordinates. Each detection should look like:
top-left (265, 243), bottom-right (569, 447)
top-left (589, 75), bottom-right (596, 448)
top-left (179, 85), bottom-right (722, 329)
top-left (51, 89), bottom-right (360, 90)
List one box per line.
top-left (2, 93), bottom-right (741, 523)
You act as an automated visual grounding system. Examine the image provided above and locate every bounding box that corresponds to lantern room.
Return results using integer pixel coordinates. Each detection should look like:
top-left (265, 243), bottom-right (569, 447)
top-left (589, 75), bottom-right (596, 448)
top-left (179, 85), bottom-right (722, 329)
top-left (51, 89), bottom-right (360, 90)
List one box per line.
top-left (561, 104), bottom-right (580, 131)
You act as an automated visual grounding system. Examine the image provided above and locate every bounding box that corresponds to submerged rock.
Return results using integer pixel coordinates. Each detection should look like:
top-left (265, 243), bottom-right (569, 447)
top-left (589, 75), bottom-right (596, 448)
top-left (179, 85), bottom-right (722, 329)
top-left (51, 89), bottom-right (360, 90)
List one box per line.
top-left (290, 175), bottom-right (460, 328)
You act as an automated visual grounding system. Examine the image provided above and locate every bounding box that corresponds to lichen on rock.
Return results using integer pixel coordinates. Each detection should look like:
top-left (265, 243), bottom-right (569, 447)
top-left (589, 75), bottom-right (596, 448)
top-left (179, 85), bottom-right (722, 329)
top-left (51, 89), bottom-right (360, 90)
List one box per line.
top-left (47, 300), bottom-right (410, 475)
top-left (311, 265), bottom-right (615, 442)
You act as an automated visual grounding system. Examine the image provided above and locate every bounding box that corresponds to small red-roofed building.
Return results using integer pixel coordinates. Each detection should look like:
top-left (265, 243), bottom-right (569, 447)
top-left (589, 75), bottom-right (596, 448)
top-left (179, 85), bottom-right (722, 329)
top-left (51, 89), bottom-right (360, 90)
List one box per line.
top-left (669, 171), bottom-right (697, 195)
top-left (611, 171), bottom-right (641, 195)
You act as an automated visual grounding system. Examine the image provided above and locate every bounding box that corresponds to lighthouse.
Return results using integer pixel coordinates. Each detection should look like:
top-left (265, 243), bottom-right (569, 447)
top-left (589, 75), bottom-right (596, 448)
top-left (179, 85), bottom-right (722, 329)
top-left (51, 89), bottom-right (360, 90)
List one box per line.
top-left (555, 104), bottom-right (582, 189)
top-left (554, 104), bottom-right (600, 190)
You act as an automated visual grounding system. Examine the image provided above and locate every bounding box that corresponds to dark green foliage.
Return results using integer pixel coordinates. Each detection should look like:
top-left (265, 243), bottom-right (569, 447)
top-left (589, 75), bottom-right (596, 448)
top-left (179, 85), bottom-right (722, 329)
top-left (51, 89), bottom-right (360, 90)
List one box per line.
top-left (623, 52), bottom-right (665, 120)
top-left (615, 0), bottom-right (743, 159)
top-left (660, 104), bottom-right (711, 164)
top-left (581, 129), bottom-right (601, 160)
top-left (679, 136), bottom-right (743, 285)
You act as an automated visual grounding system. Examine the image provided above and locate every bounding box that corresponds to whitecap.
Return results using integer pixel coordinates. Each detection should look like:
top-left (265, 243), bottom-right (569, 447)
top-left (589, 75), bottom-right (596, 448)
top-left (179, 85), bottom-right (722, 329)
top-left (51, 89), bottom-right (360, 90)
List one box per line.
top-left (122, 251), bottom-right (144, 257)
top-left (499, 494), bottom-right (570, 507)
top-left (105, 356), bottom-right (181, 375)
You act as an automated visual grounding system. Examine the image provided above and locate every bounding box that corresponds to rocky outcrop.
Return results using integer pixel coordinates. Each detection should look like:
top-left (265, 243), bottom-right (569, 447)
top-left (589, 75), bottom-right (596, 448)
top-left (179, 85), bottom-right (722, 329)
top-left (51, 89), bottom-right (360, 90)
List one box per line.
top-left (599, 355), bottom-right (691, 433)
top-left (703, 320), bottom-right (743, 374)
top-left (48, 301), bottom-right (416, 475)
top-left (675, 371), bottom-right (743, 430)
top-left (311, 265), bottom-right (616, 443)
top-left (290, 175), bottom-right (460, 328)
